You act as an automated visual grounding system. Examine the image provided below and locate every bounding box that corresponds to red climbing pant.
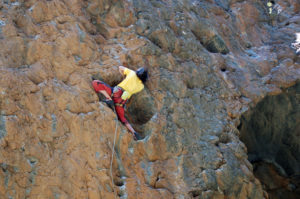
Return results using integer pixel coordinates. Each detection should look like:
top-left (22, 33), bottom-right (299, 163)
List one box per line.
top-left (92, 80), bottom-right (128, 124)
top-left (92, 80), bottom-right (112, 96)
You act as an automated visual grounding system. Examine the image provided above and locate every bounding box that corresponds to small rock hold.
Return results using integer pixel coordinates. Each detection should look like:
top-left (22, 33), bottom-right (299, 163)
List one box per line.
top-left (0, 20), bottom-right (5, 26)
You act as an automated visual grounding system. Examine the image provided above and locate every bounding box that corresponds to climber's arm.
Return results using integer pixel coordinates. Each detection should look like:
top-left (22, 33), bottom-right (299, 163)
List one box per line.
top-left (119, 66), bottom-right (127, 75)
top-left (119, 66), bottom-right (131, 76)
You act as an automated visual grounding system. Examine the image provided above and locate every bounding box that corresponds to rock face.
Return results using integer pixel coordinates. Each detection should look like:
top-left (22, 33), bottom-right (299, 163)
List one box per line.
top-left (0, 0), bottom-right (299, 199)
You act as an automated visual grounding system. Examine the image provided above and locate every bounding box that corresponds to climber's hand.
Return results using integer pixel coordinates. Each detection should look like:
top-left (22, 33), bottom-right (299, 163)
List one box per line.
top-left (119, 66), bottom-right (126, 75)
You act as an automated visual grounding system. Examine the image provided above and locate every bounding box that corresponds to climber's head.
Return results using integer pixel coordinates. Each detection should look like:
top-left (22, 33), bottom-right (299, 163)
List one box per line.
top-left (136, 67), bottom-right (148, 83)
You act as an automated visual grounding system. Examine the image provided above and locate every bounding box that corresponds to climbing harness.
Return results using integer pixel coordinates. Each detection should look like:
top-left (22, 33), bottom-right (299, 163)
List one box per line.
top-left (114, 103), bottom-right (124, 107)
top-left (111, 86), bottom-right (127, 107)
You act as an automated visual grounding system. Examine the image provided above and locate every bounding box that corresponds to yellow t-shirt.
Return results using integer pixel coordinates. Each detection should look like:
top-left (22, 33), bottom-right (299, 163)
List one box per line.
top-left (117, 68), bottom-right (144, 99)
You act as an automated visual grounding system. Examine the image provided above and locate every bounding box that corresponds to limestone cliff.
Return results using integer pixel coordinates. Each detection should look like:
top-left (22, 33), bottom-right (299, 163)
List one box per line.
top-left (0, 0), bottom-right (299, 199)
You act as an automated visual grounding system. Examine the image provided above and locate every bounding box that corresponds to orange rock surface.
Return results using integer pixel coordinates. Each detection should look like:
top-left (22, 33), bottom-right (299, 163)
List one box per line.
top-left (0, 0), bottom-right (299, 198)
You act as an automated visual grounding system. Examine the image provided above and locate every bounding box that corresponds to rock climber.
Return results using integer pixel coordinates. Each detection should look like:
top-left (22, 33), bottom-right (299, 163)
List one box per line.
top-left (92, 66), bottom-right (148, 141)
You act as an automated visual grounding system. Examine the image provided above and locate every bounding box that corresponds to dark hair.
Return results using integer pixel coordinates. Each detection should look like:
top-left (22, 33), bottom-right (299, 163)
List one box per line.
top-left (136, 67), bottom-right (148, 83)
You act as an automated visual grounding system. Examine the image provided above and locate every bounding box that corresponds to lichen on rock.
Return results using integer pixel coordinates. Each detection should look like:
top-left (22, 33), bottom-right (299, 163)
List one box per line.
top-left (0, 114), bottom-right (6, 139)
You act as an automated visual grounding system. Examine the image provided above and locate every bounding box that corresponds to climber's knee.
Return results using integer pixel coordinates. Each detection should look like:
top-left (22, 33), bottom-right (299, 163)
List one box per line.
top-left (92, 80), bottom-right (112, 96)
top-left (92, 80), bottom-right (102, 92)
top-left (121, 119), bottom-right (129, 125)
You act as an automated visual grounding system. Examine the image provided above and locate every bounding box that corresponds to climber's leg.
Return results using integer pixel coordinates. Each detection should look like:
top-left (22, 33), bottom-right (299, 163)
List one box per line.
top-left (114, 105), bottom-right (129, 126)
top-left (114, 105), bottom-right (142, 140)
top-left (100, 90), bottom-right (112, 100)
top-left (112, 88), bottom-right (128, 121)
top-left (92, 80), bottom-right (112, 100)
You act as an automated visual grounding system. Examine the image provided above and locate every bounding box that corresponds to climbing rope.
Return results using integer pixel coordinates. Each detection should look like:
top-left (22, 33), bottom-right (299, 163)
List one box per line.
top-left (109, 107), bottom-right (119, 199)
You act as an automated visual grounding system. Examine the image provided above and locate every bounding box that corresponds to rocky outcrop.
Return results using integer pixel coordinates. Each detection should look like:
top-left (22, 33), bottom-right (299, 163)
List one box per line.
top-left (239, 82), bottom-right (300, 198)
top-left (240, 83), bottom-right (300, 175)
top-left (0, 0), bottom-right (299, 199)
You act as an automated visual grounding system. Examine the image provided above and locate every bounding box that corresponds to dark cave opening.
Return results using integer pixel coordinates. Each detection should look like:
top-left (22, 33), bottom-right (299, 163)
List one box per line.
top-left (238, 82), bottom-right (300, 199)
